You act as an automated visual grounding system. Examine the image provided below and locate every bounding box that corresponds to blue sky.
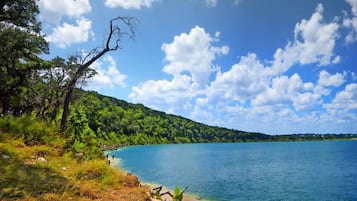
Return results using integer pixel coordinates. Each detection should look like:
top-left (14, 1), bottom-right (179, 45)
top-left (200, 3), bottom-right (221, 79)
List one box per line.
top-left (38, 0), bottom-right (357, 134)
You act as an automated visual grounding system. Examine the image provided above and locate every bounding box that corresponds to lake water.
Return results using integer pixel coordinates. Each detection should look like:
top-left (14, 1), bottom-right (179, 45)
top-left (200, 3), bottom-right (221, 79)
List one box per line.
top-left (111, 141), bottom-right (357, 201)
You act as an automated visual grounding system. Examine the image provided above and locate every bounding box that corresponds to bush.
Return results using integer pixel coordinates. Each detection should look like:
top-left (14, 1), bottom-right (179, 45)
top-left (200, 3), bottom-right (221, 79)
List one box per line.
top-left (0, 115), bottom-right (59, 146)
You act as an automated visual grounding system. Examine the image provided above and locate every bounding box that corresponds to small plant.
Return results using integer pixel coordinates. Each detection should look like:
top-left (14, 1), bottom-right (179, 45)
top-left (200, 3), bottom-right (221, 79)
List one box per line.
top-left (150, 185), bottom-right (188, 201)
top-left (173, 186), bottom-right (188, 201)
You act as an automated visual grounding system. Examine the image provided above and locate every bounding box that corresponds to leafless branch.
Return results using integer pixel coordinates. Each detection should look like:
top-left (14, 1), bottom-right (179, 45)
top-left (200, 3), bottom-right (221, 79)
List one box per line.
top-left (60, 15), bottom-right (138, 132)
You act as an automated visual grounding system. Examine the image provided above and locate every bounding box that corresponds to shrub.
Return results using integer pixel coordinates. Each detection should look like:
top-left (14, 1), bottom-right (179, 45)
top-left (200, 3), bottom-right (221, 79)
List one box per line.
top-left (0, 115), bottom-right (60, 146)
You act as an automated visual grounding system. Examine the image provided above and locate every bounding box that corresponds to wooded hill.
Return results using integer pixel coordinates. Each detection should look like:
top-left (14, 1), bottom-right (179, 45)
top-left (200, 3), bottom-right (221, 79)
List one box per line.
top-left (68, 89), bottom-right (357, 149)
top-left (70, 89), bottom-right (270, 147)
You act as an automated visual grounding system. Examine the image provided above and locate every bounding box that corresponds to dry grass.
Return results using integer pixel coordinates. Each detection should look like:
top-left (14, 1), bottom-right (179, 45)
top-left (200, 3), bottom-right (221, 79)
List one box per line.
top-left (0, 132), bottom-right (151, 201)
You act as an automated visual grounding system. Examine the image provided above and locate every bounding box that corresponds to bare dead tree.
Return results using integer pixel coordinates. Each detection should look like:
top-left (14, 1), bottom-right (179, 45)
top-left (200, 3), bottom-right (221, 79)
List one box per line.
top-left (59, 16), bottom-right (137, 133)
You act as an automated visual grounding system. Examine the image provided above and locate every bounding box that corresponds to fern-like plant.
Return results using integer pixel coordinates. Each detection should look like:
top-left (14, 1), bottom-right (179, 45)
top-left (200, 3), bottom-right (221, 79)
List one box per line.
top-left (173, 186), bottom-right (188, 201)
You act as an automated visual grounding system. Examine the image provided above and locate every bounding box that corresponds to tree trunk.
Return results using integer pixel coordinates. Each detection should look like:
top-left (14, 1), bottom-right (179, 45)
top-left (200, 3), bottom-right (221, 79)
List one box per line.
top-left (60, 85), bottom-right (74, 133)
top-left (59, 50), bottom-right (106, 134)
top-left (58, 16), bottom-right (136, 134)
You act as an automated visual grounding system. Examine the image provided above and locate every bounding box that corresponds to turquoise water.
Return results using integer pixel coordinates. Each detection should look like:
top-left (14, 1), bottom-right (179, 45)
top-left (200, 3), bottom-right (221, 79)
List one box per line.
top-left (111, 141), bottom-right (357, 201)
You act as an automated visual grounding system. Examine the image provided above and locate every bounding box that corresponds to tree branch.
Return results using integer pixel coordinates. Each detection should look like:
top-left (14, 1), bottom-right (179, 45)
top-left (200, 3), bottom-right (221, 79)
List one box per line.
top-left (59, 15), bottom-right (137, 133)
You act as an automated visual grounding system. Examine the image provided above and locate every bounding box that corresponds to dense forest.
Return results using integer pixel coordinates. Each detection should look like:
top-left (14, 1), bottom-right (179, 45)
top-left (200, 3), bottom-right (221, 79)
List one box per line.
top-left (69, 89), bottom-right (270, 146)
top-left (67, 90), bottom-right (357, 148)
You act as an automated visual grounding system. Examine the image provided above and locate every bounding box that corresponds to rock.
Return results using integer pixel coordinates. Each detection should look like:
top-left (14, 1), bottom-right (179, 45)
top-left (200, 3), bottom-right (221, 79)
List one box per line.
top-left (123, 174), bottom-right (141, 187)
top-left (38, 157), bottom-right (47, 162)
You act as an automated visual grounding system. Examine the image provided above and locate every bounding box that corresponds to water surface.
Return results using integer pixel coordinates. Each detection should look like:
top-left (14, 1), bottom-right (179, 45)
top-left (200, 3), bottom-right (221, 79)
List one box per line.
top-left (112, 141), bottom-right (357, 201)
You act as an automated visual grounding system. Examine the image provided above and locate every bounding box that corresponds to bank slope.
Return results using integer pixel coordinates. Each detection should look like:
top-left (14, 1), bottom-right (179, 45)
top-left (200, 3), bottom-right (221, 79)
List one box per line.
top-left (71, 89), bottom-right (270, 146)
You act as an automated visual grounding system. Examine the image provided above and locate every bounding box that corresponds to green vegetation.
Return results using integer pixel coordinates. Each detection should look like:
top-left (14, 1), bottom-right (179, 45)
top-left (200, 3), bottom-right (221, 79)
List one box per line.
top-left (64, 89), bottom-right (357, 147)
top-left (173, 186), bottom-right (188, 201)
top-left (0, 116), bottom-right (150, 201)
top-left (70, 89), bottom-right (270, 147)
top-left (271, 133), bottom-right (357, 142)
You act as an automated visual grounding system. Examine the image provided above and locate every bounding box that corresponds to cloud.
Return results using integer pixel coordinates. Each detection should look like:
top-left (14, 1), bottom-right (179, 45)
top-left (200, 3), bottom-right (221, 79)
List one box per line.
top-left (206, 0), bottom-right (218, 7)
top-left (130, 75), bottom-right (194, 113)
top-left (318, 70), bottom-right (346, 87)
top-left (343, 0), bottom-right (357, 43)
top-left (323, 83), bottom-right (357, 123)
top-left (45, 18), bottom-right (93, 48)
top-left (85, 55), bottom-right (127, 90)
top-left (38, 0), bottom-right (91, 23)
top-left (206, 53), bottom-right (268, 104)
top-left (162, 26), bottom-right (229, 87)
top-left (252, 73), bottom-right (320, 111)
top-left (313, 70), bottom-right (346, 96)
top-left (270, 4), bottom-right (340, 75)
top-left (129, 26), bottom-right (228, 113)
top-left (104, 0), bottom-right (160, 9)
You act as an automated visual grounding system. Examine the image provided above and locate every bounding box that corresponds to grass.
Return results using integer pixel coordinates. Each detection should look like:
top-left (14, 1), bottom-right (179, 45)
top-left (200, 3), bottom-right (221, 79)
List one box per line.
top-left (0, 116), bottom-right (150, 201)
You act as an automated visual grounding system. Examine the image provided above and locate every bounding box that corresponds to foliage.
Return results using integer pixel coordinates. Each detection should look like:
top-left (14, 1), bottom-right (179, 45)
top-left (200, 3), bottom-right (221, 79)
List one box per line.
top-left (0, 0), bottom-right (48, 115)
top-left (0, 0), bottom-right (42, 32)
top-left (0, 117), bottom-right (150, 201)
top-left (66, 90), bottom-right (270, 146)
top-left (173, 186), bottom-right (187, 201)
top-left (0, 115), bottom-right (63, 146)
top-left (61, 89), bottom-right (357, 149)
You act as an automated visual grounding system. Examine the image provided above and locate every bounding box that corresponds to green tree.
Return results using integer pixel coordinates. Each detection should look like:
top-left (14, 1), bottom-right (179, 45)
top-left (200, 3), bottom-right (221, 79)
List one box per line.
top-left (0, 0), bottom-right (48, 114)
top-left (0, 0), bottom-right (41, 32)
top-left (59, 16), bottom-right (137, 133)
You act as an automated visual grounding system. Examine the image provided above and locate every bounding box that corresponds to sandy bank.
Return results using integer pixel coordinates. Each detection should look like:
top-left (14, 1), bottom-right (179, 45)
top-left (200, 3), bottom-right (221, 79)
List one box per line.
top-left (147, 183), bottom-right (204, 201)
top-left (107, 156), bottom-right (204, 201)
top-left (105, 152), bottom-right (207, 201)
top-left (108, 156), bottom-right (121, 167)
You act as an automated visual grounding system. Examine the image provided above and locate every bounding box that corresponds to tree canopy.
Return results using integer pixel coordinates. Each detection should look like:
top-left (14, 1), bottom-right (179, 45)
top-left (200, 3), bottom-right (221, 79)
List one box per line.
top-left (0, 0), bottom-right (48, 115)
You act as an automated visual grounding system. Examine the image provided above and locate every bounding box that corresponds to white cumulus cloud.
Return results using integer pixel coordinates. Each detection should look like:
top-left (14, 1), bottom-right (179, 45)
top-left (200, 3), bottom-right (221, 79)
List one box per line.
top-left (162, 26), bottom-right (229, 87)
top-left (318, 70), bottom-right (346, 87)
top-left (271, 4), bottom-right (340, 75)
top-left (45, 18), bottom-right (93, 48)
top-left (343, 0), bottom-right (357, 43)
top-left (252, 73), bottom-right (319, 111)
top-left (104, 0), bottom-right (160, 9)
top-left (207, 53), bottom-right (268, 104)
top-left (206, 0), bottom-right (218, 7)
top-left (38, 0), bottom-right (91, 23)
top-left (129, 26), bottom-right (228, 113)
top-left (86, 55), bottom-right (127, 90)
top-left (130, 75), bottom-right (194, 113)
top-left (323, 83), bottom-right (357, 123)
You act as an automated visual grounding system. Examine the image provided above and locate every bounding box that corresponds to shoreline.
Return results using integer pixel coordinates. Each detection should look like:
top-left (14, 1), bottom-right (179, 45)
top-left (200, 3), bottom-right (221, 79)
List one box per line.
top-left (106, 154), bottom-right (206, 201)
top-left (145, 182), bottom-right (205, 201)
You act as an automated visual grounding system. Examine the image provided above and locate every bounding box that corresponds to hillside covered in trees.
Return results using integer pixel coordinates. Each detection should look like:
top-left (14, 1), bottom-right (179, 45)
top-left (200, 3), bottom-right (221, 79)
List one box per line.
top-left (67, 90), bottom-right (357, 148)
top-left (69, 90), bottom-right (270, 147)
